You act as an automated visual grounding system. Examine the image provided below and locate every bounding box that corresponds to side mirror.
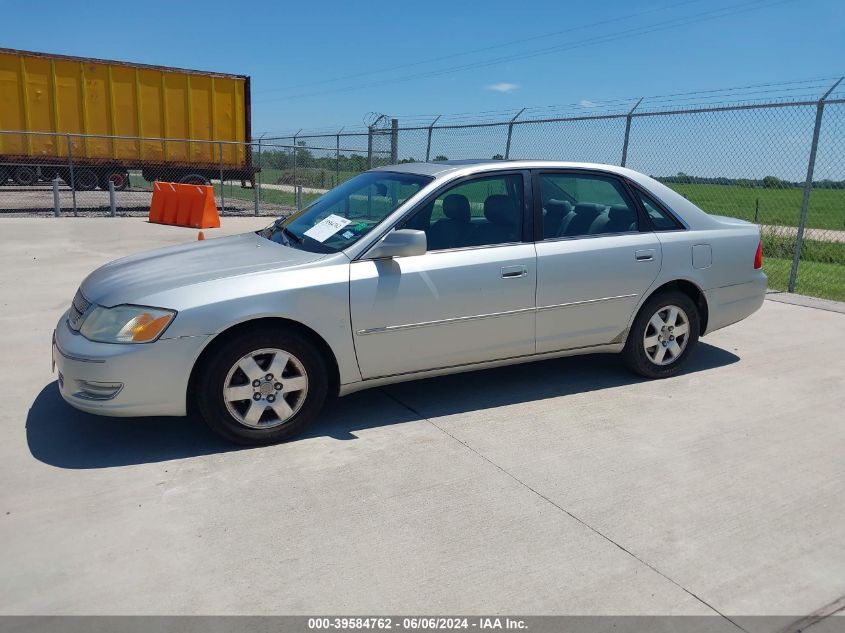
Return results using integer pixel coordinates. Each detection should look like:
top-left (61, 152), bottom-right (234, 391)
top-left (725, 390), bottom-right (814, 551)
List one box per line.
top-left (365, 229), bottom-right (427, 259)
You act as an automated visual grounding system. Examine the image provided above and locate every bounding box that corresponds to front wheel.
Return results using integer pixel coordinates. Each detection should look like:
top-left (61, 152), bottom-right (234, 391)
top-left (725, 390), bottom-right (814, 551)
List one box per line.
top-left (622, 291), bottom-right (700, 379)
top-left (196, 329), bottom-right (328, 445)
top-left (73, 168), bottom-right (99, 191)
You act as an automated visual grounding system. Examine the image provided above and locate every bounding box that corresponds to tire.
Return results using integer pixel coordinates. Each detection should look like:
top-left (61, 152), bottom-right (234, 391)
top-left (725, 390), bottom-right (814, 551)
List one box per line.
top-left (73, 168), bottom-right (99, 191)
top-left (0, 167), bottom-right (10, 184)
top-left (196, 328), bottom-right (329, 445)
top-left (179, 173), bottom-right (210, 185)
top-left (99, 170), bottom-right (129, 191)
top-left (12, 165), bottom-right (37, 186)
top-left (622, 290), bottom-right (700, 379)
top-left (40, 167), bottom-right (59, 182)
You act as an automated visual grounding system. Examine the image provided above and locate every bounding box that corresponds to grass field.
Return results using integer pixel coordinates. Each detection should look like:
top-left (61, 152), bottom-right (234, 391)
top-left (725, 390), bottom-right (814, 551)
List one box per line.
top-left (665, 183), bottom-right (845, 231)
top-left (256, 167), bottom-right (360, 189)
top-left (764, 257), bottom-right (845, 301)
top-left (215, 183), bottom-right (321, 209)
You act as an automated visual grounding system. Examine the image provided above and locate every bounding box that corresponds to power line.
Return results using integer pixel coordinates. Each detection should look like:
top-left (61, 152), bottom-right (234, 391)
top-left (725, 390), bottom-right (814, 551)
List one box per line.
top-left (255, 0), bottom-right (797, 104)
top-left (255, 0), bottom-right (706, 95)
top-left (256, 75), bottom-right (840, 137)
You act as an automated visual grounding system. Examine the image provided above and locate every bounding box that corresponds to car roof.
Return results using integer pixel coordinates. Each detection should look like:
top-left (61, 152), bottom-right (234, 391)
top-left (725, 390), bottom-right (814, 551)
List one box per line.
top-left (374, 159), bottom-right (639, 179)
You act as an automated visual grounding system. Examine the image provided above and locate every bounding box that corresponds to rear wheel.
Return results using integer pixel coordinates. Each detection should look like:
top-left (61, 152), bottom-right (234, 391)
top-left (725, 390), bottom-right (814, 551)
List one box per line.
top-left (12, 165), bottom-right (37, 186)
top-left (99, 170), bottom-right (129, 191)
top-left (196, 329), bottom-right (328, 445)
top-left (179, 173), bottom-right (210, 185)
top-left (623, 291), bottom-right (699, 378)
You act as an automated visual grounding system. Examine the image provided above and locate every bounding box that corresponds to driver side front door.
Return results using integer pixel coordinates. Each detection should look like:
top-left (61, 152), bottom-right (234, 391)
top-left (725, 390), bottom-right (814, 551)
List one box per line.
top-left (349, 172), bottom-right (536, 379)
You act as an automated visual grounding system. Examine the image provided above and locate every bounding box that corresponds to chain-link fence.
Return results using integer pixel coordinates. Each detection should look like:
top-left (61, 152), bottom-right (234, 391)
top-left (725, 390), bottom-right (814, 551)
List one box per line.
top-left (2, 87), bottom-right (843, 301)
top-left (0, 130), bottom-right (391, 219)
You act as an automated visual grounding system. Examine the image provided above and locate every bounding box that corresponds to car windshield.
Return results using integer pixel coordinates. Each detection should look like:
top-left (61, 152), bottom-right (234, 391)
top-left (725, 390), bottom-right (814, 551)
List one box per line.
top-left (261, 171), bottom-right (432, 253)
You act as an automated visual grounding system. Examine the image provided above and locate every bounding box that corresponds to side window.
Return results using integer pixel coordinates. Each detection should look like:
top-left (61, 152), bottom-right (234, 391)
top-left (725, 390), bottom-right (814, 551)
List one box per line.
top-left (635, 189), bottom-right (682, 231)
top-left (539, 173), bottom-right (638, 239)
top-left (401, 174), bottom-right (524, 251)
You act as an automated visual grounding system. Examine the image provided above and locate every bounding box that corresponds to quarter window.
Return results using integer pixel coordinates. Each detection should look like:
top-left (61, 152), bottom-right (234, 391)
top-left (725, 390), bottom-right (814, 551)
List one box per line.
top-left (635, 189), bottom-right (682, 230)
top-left (401, 174), bottom-right (524, 251)
top-left (539, 173), bottom-right (638, 239)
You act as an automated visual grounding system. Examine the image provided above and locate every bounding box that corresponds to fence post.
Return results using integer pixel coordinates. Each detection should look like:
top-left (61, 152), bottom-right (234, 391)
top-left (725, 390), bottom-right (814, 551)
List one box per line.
top-left (621, 97), bottom-right (643, 167)
top-left (296, 185), bottom-right (303, 211)
top-left (66, 134), bottom-right (77, 216)
top-left (52, 178), bottom-right (61, 217)
top-left (218, 141), bottom-right (225, 214)
top-left (425, 115), bottom-right (441, 162)
top-left (254, 137), bottom-right (263, 216)
top-left (504, 108), bottom-right (525, 160)
top-left (390, 118), bottom-right (399, 164)
top-left (788, 77), bottom-right (842, 293)
top-left (335, 131), bottom-right (340, 183)
top-left (367, 126), bottom-right (374, 169)
top-left (108, 180), bottom-right (116, 217)
top-left (292, 129), bottom-right (301, 188)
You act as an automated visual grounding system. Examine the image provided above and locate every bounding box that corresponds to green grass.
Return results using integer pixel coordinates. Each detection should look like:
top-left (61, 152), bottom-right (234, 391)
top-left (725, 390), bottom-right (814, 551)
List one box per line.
top-left (256, 167), bottom-right (362, 189)
top-left (764, 257), bottom-right (845, 302)
top-left (214, 183), bottom-right (320, 209)
top-left (665, 183), bottom-right (845, 231)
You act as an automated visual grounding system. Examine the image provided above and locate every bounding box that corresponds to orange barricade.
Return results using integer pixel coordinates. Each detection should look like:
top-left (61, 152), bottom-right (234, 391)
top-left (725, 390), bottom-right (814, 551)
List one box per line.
top-left (148, 182), bottom-right (220, 229)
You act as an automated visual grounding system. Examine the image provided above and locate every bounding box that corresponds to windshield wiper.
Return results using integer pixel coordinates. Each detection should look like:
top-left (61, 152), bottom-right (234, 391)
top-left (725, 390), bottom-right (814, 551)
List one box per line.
top-left (282, 226), bottom-right (303, 244)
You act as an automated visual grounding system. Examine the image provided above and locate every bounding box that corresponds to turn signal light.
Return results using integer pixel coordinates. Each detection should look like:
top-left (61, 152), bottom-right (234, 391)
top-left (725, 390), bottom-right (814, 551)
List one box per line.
top-left (754, 240), bottom-right (763, 269)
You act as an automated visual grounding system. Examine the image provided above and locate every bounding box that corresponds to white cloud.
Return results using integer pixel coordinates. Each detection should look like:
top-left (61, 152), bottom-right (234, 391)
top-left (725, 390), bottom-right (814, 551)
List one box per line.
top-left (486, 82), bottom-right (520, 93)
top-left (580, 99), bottom-right (596, 108)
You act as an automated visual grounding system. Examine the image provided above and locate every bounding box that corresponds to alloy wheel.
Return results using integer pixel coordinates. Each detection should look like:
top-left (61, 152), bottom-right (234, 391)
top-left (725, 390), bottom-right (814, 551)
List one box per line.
top-left (643, 304), bottom-right (690, 366)
top-left (222, 348), bottom-right (308, 428)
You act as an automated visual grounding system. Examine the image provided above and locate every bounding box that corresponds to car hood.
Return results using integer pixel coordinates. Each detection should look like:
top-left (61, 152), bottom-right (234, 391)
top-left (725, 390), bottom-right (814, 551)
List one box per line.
top-left (80, 232), bottom-right (327, 307)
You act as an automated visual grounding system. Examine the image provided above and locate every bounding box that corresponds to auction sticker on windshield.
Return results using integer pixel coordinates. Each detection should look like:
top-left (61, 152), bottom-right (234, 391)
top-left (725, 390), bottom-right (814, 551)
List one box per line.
top-left (304, 214), bottom-right (352, 242)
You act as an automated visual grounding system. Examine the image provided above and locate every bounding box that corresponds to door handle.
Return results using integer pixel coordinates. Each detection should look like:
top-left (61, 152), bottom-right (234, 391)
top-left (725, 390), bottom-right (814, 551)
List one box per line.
top-left (635, 249), bottom-right (656, 262)
top-left (501, 265), bottom-right (527, 279)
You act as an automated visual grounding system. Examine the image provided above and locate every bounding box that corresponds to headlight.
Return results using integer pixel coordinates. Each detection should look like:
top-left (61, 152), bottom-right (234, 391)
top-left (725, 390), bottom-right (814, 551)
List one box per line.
top-left (79, 305), bottom-right (176, 343)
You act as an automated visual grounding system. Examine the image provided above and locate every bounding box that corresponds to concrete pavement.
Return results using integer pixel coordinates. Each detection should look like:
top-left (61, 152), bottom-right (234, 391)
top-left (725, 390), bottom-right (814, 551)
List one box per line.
top-left (0, 217), bottom-right (843, 620)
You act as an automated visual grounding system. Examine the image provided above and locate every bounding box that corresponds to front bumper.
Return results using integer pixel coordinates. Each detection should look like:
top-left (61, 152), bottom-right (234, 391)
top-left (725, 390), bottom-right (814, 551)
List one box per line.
top-left (52, 311), bottom-right (210, 417)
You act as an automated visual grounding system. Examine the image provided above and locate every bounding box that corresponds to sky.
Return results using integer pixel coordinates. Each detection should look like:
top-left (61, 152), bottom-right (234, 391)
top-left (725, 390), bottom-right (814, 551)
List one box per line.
top-left (3, 0), bottom-right (844, 138)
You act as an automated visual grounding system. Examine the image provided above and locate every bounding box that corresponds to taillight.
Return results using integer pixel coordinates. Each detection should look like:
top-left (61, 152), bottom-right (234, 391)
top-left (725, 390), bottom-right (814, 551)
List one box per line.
top-left (754, 240), bottom-right (763, 269)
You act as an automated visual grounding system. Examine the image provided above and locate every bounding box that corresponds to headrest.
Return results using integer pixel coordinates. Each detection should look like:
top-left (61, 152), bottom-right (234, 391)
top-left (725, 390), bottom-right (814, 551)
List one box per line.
top-left (545, 199), bottom-right (573, 216)
top-left (484, 194), bottom-right (518, 225)
top-left (443, 194), bottom-right (471, 222)
top-left (573, 203), bottom-right (603, 220)
top-left (608, 205), bottom-right (634, 222)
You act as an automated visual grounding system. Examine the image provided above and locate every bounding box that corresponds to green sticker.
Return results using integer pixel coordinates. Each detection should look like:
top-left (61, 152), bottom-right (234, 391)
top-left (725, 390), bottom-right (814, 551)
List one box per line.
top-left (353, 222), bottom-right (368, 231)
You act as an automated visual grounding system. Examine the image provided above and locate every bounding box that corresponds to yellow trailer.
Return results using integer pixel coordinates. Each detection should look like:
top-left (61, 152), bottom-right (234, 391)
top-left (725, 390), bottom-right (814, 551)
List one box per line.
top-left (0, 48), bottom-right (252, 190)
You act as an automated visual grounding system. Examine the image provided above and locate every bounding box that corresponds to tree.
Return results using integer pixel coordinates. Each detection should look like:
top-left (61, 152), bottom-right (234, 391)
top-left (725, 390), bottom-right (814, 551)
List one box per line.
top-left (762, 175), bottom-right (783, 189)
top-left (294, 141), bottom-right (313, 169)
top-left (492, 153), bottom-right (504, 160)
top-left (433, 155), bottom-right (449, 162)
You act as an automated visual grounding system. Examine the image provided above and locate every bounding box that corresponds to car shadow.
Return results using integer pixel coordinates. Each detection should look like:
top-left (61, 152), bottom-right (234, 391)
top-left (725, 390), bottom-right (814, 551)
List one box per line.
top-left (27, 343), bottom-right (738, 469)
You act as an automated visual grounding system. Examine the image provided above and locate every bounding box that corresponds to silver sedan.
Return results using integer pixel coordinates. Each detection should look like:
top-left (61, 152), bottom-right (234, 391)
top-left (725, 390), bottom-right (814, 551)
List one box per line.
top-left (53, 160), bottom-right (767, 444)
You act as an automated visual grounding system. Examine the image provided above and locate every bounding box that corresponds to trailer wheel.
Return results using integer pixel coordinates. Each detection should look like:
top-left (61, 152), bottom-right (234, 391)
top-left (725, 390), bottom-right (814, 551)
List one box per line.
top-left (179, 173), bottom-right (210, 186)
top-left (12, 166), bottom-right (38, 186)
top-left (74, 168), bottom-right (99, 191)
top-left (40, 167), bottom-right (59, 182)
top-left (99, 170), bottom-right (129, 191)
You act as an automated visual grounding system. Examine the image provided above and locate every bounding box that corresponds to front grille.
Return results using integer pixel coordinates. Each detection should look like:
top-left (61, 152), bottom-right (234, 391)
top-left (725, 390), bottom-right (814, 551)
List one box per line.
top-left (68, 288), bottom-right (91, 331)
